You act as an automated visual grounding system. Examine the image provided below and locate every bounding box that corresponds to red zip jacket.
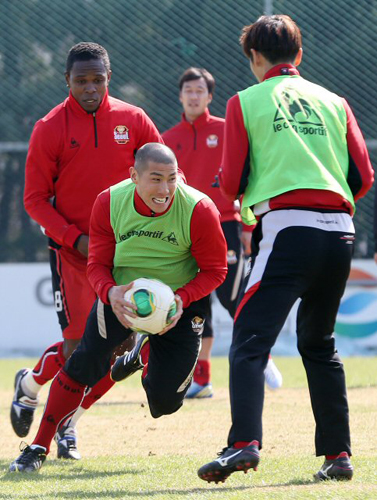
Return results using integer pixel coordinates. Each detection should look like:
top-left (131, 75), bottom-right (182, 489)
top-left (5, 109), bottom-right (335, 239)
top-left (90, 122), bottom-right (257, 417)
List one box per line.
top-left (87, 188), bottom-right (228, 308)
top-left (24, 90), bottom-right (163, 255)
top-left (162, 109), bottom-right (241, 224)
top-left (219, 65), bottom-right (374, 213)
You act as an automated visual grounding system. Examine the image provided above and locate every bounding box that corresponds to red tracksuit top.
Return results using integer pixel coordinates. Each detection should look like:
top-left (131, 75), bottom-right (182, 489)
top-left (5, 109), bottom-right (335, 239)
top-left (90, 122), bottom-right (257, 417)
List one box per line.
top-left (24, 90), bottom-right (163, 255)
top-left (162, 109), bottom-right (241, 224)
top-left (220, 65), bottom-right (374, 212)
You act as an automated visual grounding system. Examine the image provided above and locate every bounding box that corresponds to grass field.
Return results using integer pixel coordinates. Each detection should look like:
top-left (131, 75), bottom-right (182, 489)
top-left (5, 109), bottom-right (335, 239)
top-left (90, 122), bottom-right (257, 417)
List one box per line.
top-left (0, 357), bottom-right (376, 499)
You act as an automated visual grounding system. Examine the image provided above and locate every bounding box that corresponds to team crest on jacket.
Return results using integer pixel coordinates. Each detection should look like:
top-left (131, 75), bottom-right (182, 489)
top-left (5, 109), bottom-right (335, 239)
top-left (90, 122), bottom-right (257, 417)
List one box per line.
top-left (206, 134), bottom-right (218, 148)
top-left (114, 125), bottom-right (130, 144)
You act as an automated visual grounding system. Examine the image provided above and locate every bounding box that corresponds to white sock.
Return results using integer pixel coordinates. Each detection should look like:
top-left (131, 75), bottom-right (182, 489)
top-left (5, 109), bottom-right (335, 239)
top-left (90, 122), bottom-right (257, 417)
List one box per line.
top-left (21, 370), bottom-right (42, 399)
top-left (65, 406), bottom-right (86, 429)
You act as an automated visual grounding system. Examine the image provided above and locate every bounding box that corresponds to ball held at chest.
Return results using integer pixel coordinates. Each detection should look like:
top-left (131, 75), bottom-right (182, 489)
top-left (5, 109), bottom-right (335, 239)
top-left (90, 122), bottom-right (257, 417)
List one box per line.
top-left (124, 278), bottom-right (176, 334)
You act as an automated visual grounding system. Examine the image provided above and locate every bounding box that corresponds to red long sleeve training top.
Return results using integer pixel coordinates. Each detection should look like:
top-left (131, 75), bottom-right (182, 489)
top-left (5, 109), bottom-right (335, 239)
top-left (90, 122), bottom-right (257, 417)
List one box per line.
top-left (87, 188), bottom-right (228, 308)
top-left (162, 109), bottom-right (241, 224)
top-left (219, 65), bottom-right (374, 213)
top-left (24, 90), bottom-right (163, 255)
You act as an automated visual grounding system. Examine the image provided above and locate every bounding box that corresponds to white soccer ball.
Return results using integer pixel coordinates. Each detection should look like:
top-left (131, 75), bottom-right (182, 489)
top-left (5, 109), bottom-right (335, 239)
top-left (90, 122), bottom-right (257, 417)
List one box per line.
top-left (124, 278), bottom-right (177, 334)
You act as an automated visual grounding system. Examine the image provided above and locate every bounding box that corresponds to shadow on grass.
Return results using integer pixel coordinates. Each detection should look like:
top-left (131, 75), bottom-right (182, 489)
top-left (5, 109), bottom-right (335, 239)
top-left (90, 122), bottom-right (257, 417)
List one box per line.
top-left (0, 483), bottom-right (317, 500)
top-left (0, 459), bottom-right (144, 483)
top-left (0, 457), bottom-right (314, 499)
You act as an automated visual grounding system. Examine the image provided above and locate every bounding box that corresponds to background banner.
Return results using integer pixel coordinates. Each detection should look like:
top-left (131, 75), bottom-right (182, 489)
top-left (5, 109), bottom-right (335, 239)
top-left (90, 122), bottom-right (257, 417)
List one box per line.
top-left (211, 259), bottom-right (377, 357)
top-left (1, 260), bottom-right (377, 357)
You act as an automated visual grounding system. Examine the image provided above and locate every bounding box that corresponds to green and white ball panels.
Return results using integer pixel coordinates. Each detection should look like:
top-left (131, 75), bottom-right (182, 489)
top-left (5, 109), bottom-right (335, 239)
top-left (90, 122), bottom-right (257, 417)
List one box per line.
top-left (124, 278), bottom-right (176, 334)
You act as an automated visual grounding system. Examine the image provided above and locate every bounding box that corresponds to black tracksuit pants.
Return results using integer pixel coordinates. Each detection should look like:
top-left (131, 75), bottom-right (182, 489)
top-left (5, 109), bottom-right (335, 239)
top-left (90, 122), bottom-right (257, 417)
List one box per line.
top-left (228, 209), bottom-right (354, 456)
top-left (65, 296), bottom-right (207, 418)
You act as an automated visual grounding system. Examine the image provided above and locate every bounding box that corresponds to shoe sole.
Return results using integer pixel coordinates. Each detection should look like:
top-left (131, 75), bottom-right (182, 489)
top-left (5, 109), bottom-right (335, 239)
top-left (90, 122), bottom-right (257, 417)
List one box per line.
top-left (186, 390), bottom-right (213, 399)
top-left (9, 464), bottom-right (43, 473)
top-left (198, 456), bottom-right (259, 483)
top-left (57, 451), bottom-right (81, 460)
top-left (185, 383), bottom-right (214, 399)
top-left (314, 467), bottom-right (353, 481)
top-left (186, 393), bottom-right (213, 399)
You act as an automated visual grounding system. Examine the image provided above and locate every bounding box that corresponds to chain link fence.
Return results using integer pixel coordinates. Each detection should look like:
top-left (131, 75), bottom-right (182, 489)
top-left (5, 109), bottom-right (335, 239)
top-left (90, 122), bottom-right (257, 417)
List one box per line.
top-left (0, 0), bottom-right (375, 261)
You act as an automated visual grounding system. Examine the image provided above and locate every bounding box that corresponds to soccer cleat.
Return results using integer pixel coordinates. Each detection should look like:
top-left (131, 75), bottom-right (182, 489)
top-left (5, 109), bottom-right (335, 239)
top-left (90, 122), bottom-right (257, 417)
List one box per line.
top-left (264, 357), bottom-right (283, 390)
top-left (185, 381), bottom-right (214, 399)
top-left (198, 443), bottom-right (260, 483)
top-left (10, 368), bottom-right (39, 437)
top-left (111, 335), bottom-right (149, 382)
top-left (55, 425), bottom-right (81, 460)
top-left (314, 452), bottom-right (353, 481)
top-left (9, 443), bottom-right (46, 473)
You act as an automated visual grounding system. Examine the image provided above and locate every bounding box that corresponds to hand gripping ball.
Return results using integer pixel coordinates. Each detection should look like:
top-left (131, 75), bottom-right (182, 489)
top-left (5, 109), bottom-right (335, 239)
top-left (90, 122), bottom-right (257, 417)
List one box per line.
top-left (124, 278), bottom-right (177, 334)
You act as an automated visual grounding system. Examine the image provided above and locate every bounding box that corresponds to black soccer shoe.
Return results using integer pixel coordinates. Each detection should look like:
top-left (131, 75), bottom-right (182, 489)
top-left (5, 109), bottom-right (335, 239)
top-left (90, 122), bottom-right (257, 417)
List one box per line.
top-left (314, 452), bottom-right (353, 481)
top-left (111, 335), bottom-right (149, 382)
top-left (198, 444), bottom-right (260, 483)
top-left (9, 443), bottom-right (46, 473)
top-left (10, 368), bottom-right (38, 437)
top-left (55, 425), bottom-right (81, 460)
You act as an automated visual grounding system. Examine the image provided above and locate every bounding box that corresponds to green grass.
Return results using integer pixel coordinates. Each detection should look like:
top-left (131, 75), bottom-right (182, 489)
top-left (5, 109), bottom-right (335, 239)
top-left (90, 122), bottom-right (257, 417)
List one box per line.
top-left (0, 357), bottom-right (376, 499)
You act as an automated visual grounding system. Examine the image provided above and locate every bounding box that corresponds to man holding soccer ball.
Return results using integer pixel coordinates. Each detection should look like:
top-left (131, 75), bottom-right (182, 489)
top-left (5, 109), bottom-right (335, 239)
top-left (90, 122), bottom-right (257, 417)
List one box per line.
top-left (9, 142), bottom-right (228, 473)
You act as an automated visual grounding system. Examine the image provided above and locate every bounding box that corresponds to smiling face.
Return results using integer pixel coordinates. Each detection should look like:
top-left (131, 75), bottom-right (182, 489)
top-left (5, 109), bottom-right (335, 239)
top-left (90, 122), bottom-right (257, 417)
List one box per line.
top-left (179, 77), bottom-right (212, 122)
top-left (130, 161), bottom-right (178, 213)
top-left (65, 59), bottom-right (111, 113)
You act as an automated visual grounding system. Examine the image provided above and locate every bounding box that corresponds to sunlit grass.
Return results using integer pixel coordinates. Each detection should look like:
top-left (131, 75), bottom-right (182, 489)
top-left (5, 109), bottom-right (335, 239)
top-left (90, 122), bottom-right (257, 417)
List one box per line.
top-left (0, 357), bottom-right (376, 499)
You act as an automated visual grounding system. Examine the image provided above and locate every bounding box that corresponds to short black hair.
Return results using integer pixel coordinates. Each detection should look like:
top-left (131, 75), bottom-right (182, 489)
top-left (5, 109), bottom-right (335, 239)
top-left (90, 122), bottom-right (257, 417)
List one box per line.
top-left (240, 15), bottom-right (302, 64)
top-left (179, 67), bottom-right (215, 94)
top-left (135, 143), bottom-right (177, 173)
top-left (65, 42), bottom-right (111, 74)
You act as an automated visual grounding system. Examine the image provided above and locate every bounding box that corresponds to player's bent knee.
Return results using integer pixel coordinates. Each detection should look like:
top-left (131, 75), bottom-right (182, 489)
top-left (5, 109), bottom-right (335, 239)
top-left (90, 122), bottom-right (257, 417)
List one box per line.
top-left (148, 396), bottom-right (183, 419)
top-left (62, 338), bottom-right (81, 359)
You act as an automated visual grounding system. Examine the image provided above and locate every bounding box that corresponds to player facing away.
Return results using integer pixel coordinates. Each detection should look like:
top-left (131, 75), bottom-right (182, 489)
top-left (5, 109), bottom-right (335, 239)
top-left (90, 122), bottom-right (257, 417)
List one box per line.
top-left (9, 143), bottom-right (228, 473)
top-left (198, 15), bottom-right (374, 483)
top-left (11, 42), bottom-right (163, 459)
top-left (162, 67), bottom-right (282, 398)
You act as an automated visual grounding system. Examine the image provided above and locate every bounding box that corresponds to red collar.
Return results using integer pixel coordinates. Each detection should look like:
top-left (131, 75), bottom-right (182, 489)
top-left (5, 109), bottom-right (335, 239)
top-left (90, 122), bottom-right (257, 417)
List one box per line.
top-left (67, 88), bottom-right (110, 117)
top-left (180, 108), bottom-right (211, 129)
top-left (262, 64), bottom-right (300, 82)
top-left (134, 188), bottom-right (174, 216)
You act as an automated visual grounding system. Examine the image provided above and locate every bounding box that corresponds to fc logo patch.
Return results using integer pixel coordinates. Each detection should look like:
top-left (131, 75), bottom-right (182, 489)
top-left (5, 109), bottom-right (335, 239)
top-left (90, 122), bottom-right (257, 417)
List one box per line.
top-left (206, 134), bottom-right (218, 148)
top-left (114, 125), bottom-right (130, 144)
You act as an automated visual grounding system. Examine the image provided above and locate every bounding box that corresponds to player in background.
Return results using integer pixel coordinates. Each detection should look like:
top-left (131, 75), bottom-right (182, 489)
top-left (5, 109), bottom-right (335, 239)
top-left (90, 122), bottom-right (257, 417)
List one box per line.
top-left (198, 15), bottom-right (374, 483)
top-left (11, 42), bottom-right (163, 460)
top-left (9, 143), bottom-right (228, 473)
top-left (162, 67), bottom-right (282, 398)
